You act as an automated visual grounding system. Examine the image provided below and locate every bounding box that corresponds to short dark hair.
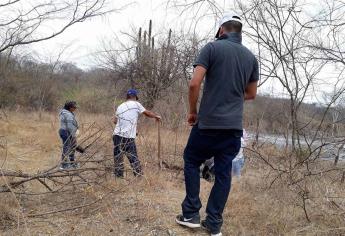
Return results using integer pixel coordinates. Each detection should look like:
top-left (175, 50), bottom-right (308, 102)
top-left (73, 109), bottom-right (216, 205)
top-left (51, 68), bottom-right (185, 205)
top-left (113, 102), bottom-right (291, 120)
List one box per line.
top-left (126, 94), bottom-right (138, 100)
top-left (64, 101), bottom-right (77, 111)
top-left (222, 20), bottom-right (242, 33)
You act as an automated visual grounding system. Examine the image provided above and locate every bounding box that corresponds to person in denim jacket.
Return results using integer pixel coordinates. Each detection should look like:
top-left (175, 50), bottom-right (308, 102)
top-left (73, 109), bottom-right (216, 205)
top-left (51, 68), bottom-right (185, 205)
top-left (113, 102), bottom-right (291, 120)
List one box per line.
top-left (58, 101), bottom-right (79, 170)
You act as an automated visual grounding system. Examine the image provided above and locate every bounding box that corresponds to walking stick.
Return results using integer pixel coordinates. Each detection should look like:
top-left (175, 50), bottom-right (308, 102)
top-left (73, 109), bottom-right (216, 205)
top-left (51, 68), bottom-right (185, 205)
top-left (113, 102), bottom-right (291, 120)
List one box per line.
top-left (157, 120), bottom-right (162, 170)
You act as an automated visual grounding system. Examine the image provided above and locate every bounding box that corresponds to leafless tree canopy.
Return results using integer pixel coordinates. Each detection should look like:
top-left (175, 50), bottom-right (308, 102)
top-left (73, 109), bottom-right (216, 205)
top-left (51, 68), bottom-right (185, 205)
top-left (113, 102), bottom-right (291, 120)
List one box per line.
top-left (0, 0), bottom-right (111, 53)
top-left (97, 20), bottom-right (204, 109)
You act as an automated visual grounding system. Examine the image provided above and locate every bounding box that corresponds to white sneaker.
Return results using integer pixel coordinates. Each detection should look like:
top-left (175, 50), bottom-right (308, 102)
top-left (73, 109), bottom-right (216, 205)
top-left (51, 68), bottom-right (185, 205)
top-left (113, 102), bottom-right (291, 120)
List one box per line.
top-left (175, 214), bottom-right (201, 228)
top-left (201, 220), bottom-right (222, 236)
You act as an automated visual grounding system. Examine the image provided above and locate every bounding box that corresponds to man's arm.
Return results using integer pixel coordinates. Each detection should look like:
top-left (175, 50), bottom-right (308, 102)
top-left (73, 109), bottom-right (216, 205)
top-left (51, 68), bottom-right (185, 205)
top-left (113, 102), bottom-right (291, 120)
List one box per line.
top-left (245, 57), bottom-right (259, 100)
top-left (143, 110), bottom-right (161, 121)
top-left (188, 65), bottom-right (207, 125)
top-left (112, 115), bottom-right (117, 124)
top-left (112, 106), bottom-right (118, 124)
top-left (244, 81), bottom-right (258, 100)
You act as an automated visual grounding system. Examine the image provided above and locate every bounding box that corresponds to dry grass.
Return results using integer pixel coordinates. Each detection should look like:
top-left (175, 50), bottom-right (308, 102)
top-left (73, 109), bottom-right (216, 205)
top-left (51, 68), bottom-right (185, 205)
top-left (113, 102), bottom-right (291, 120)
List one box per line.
top-left (0, 111), bottom-right (345, 236)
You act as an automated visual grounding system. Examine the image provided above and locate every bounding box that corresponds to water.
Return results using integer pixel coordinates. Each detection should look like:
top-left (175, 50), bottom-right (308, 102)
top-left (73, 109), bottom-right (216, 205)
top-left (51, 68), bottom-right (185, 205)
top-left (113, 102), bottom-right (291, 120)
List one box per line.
top-left (249, 132), bottom-right (345, 161)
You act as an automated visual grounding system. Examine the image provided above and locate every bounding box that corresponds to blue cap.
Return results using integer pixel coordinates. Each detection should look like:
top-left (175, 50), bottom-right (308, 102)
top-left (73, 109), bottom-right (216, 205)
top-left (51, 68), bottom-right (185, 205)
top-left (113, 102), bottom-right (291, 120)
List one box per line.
top-left (127, 89), bottom-right (138, 98)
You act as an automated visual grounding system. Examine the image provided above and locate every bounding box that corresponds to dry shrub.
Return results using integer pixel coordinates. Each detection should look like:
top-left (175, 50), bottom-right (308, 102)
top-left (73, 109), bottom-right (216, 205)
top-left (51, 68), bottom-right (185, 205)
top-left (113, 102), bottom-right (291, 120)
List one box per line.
top-left (224, 144), bottom-right (345, 236)
top-left (0, 195), bottom-right (18, 231)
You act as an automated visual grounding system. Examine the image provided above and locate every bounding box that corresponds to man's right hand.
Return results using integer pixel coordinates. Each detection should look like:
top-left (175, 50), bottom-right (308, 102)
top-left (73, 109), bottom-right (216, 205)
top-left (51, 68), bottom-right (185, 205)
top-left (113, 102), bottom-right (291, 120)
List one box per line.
top-left (155, 115), bottom-right (162, 122)
top-left (112, 116), bottom-right (117, 124)
top-left (187, 113), bottom-right (197, 126)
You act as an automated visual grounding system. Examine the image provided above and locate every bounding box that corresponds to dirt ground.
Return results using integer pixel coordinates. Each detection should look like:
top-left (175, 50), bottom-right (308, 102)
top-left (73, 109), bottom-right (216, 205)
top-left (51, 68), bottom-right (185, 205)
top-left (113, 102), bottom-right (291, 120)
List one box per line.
top-left (1, 111), bottom-right (344, 236)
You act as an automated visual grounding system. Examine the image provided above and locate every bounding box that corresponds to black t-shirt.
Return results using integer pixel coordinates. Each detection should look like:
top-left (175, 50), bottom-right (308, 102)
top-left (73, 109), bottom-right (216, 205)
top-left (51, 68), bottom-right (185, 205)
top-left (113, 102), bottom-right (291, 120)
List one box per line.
top-left (193, 32), bottom-right (259, 130)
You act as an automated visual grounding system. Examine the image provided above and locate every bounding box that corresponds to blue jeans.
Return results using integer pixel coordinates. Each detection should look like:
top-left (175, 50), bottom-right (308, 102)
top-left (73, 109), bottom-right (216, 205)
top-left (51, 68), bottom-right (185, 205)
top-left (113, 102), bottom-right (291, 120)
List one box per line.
top-left (113, 135), bottom-right (142, 177)
top-left (59, 129), bottom-right (76, 165)
top-left (182, 125), bottom-right (241, 234)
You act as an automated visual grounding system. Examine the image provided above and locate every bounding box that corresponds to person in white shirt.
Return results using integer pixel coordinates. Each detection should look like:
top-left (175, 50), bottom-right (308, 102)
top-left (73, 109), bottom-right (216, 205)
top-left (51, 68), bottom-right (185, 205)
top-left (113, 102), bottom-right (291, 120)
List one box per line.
top-left (201, 129), bottom-right (248, 181)
top-left (113, 89), bottom-right (161, 177)
top-left (231, 130), bottom-right (247, 177)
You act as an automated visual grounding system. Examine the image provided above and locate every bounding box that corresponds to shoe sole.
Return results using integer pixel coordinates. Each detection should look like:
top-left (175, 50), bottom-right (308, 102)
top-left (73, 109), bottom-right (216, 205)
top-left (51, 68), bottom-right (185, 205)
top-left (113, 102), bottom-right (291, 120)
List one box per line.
top-left (175, 219), bottom-right (201, 228)
top-left (202, 223), bottom-right (222, 236)
top-left (201, 223), bottom-right (209, 232)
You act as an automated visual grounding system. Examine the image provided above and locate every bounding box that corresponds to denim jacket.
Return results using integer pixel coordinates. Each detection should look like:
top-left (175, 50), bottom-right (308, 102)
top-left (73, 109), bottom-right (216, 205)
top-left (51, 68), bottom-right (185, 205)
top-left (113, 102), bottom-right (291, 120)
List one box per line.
top-left (59, 109), bottom-right (78, 137)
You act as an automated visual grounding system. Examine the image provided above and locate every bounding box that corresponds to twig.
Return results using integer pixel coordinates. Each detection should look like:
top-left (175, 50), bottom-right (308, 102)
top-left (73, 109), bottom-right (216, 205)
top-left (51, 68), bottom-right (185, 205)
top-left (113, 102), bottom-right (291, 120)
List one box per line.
top-left (37, 178), bottom-right (53, 192)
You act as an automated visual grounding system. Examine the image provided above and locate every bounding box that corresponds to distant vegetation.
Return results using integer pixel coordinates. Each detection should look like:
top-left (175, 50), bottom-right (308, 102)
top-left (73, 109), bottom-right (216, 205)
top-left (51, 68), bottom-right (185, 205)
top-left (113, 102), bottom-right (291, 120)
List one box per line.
top-left (1, 52), bottom-right (345, 138)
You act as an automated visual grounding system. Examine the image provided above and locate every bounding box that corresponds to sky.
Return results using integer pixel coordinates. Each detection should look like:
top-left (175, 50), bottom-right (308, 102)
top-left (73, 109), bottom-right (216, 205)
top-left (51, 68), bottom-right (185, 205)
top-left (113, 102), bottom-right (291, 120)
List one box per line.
top-left (28, 0), bottom-right (228, 69)
top-left (12, 0), bottom-right (345, 103)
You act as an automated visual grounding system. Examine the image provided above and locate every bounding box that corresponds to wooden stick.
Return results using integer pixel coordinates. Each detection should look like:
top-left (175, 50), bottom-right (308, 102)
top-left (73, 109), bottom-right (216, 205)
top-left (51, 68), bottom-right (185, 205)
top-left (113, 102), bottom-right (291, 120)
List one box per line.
top-left (157, 121), bottom-right (162, 170)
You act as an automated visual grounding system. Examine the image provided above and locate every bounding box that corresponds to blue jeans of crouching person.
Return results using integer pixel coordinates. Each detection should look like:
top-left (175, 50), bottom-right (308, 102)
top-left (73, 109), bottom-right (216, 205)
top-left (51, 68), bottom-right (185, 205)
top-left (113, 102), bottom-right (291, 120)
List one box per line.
top-left (59, 129), bottom-right (77, 168)
top-left (113, 135), bottom-right (142, 177)
top-left (182, 125), bottom-right (241, 234)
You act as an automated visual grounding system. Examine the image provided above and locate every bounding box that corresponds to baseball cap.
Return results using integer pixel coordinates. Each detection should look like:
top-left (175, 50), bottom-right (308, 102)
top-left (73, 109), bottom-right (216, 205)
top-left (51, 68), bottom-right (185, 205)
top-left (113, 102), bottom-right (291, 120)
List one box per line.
top-left (215, 12), bottom-right (242, 38)
top-left (127, 89), bottom-right (138, 99)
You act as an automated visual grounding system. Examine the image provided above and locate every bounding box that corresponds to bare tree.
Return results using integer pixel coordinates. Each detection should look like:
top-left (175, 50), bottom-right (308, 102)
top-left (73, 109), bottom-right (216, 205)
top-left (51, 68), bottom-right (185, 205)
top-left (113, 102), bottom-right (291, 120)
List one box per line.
top-left (0, 0), bottom-right (112, 53)
top-left (97, 20), bottom-right (203, 109)
top-left (237, 0), bottom-right (345, 222)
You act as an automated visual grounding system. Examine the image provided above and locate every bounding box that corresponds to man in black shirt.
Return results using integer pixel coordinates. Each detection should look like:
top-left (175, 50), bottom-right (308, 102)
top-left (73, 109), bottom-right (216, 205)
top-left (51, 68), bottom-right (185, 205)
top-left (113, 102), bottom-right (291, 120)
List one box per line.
top-left (176, 12), bottom-right (259, 236)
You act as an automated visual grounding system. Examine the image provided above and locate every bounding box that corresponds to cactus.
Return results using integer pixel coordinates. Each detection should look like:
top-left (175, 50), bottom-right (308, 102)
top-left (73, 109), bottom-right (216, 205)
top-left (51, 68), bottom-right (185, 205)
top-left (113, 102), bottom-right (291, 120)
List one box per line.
top-left (134, 20), bottom-right (175, 109)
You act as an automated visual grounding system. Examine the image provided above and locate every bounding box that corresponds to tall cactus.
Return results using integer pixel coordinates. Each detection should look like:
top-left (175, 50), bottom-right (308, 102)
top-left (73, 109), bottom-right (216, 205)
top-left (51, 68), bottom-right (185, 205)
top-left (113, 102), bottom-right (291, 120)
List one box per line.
top-left (134, 20), bottom-right (175, 109)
